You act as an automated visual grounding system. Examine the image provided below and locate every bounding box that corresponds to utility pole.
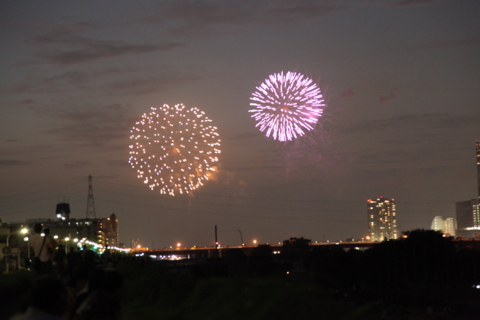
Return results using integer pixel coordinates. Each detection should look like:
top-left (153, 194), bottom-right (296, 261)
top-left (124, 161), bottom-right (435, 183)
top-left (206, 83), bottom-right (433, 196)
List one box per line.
top-left (86, 175), bottom-right (96, 219)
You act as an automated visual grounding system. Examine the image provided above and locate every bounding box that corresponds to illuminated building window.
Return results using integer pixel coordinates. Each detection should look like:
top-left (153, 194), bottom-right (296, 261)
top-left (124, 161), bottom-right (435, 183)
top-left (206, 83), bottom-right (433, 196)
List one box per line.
top-left (367, 197), bottom-right (398, 242)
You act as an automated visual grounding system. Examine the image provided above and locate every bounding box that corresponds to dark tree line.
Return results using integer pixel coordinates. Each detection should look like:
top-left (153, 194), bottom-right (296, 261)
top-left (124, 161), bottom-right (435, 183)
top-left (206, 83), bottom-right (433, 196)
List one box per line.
top-left (223, 230), bottom-right (480, 295)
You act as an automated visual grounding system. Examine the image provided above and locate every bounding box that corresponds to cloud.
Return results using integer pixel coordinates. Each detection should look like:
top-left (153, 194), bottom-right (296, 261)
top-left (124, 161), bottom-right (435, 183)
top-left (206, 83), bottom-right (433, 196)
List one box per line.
top-left (104, 74), bottom-right (199, 96)
top-left (42, 69), bottom-right (120, 86)
top-left (0, 160), bottom-right (29, 168)
top-left (35, 41), bottom-right (181, 65)
top-left (147, 0), bottom-right (342, 37)
top-left (22, 25), bottom-right (183, 65)
top-left (341, 89), bottom-right (354, 99)
top-left (92, 175), bottom-right (119, 180)
top-left (342, 113), bottom-right (480, 134)
top-left (379, 87), bottom-right (399, 103)
top-left (408, 38), bottom-right (480, 51)
top-left (3, 67), bottom-right (197, 96)
top-left (105, 160), bottom-right (129, 168)
top-left (65, 161), bottom-right (91, 169)
top-left (41, 104), bottom-right (137, 149)
top-left (391, 0), bottom-right (440, 7)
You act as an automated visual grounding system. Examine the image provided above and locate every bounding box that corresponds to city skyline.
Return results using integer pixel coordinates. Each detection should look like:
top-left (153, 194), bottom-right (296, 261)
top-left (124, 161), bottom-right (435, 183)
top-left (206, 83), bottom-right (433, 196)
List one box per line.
top-left (1, 1), bottom-right (479, 248)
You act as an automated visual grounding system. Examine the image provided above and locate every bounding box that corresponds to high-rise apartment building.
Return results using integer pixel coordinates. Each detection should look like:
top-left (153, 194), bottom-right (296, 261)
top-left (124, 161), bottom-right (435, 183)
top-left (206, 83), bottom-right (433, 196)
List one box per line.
top-left (15, 204), bottom-right (122, 248)
top-left (430, 216), bottom-right (457, 236)
top-left (455, 141), bottom-right (480, 239)
top-left (444, 218), bottom-right (457, 236)
top-left (431, 216), bottom-right (444, 231)
top-left (97, 213), bottom-right (119, 248)
top-left (456, 199), bottom-right (480, 238)
top-left (367, 197), bottom-right (398, 242)
top-left (477, 140), bottom-right (480, 200)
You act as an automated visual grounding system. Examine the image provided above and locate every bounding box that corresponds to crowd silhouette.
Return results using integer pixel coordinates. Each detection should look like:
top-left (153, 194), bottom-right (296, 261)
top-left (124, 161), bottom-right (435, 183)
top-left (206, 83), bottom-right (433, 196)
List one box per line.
top-left (2, 228), bottom-right (480, 319)
top-left (8, 223), bottom-right (124, 320)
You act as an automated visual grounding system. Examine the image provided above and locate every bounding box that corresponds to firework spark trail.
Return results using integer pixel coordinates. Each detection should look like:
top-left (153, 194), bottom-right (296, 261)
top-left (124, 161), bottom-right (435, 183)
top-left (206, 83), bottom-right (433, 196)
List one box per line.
top-left (249, 71), bottom-right (324, 141)
top-left (129, 104), bottom-right (221, 196)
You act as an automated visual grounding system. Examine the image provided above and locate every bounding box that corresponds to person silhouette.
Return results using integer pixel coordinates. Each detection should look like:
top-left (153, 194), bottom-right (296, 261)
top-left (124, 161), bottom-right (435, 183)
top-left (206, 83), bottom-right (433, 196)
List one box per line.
top-left (9, 275), bottom-right (67, 320)
top-left (30, 224), bottom-right (55, 275)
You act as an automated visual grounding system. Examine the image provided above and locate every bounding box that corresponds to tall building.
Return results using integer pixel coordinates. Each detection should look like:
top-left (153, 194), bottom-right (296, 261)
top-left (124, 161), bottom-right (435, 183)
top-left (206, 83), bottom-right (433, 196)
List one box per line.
top-left (367, 197), bottom-right (398, 242)
top-left (97, 213), bottom-right (119, 248)
top-left (430, 216), bottom-right (457, 236)
top-left (477, 140), bottom-right (480, 200)
top-left (445, 218), bottom-right (457, 236)
top-left (56, 202), bottom-right (71, 221)
top-left (14, 203), bottom-right (122, 248)
top-left (455, 141), bottom-right (480, 239)
top-left (456, 199), bottom-right (480, 238)
top-left (431, 216), bottom-right (444, 231)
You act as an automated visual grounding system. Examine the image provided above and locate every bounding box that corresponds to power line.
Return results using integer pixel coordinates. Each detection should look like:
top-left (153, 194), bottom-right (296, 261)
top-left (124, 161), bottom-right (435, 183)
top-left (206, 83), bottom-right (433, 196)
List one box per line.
top-left (0, 181), bottom-right (84, 201)
top-left (0, 189), bottom-right (85, 210)
top-left (92, 188), bottom-right (454, 214)
top-left (94, 179), bottom-right (460, 205)
top-left (94, 197), bottom-right (434, 223)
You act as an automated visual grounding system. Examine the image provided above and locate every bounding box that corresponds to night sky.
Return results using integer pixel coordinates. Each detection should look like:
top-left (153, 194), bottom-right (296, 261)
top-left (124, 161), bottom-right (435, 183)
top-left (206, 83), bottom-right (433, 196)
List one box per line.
top-left (1, 0), bottom-right (479, 249)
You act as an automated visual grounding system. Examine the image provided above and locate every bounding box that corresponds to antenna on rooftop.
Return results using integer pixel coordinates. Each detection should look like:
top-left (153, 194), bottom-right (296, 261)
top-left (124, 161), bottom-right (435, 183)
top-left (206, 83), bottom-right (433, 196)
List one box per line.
top-left (86, 175), bottom-right (96, 219)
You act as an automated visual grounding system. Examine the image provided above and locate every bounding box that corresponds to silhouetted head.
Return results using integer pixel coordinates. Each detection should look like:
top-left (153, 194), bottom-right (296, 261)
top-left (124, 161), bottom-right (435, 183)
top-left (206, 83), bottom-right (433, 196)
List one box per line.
top-left (43, 228), bottom-right (50, 235)
top-left (28, 275), bottom-right (67, 316)
top-left (33, 223), bottom-right (42, 234)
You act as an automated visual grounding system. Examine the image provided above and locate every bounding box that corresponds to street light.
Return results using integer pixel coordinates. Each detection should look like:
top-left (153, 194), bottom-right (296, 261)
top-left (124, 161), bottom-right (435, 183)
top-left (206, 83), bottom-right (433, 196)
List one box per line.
top-left (64, 237), bottom-right (70, 251)
top-left (23, 236), bottom-right (30, 263)
top-left (6, 228), bottom-right (28, 273)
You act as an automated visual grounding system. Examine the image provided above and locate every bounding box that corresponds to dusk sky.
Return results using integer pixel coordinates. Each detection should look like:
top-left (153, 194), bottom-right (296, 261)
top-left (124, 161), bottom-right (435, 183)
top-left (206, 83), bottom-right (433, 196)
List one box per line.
top-left (1, 0), bottom-right (479, 249)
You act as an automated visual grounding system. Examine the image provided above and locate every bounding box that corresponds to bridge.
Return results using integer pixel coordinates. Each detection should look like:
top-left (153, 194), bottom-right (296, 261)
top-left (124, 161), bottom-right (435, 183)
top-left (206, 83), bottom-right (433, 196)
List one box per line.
top-left (133, 238), bottom-right (480, 262)
top-left (133, 241), bottom-right (378, 261)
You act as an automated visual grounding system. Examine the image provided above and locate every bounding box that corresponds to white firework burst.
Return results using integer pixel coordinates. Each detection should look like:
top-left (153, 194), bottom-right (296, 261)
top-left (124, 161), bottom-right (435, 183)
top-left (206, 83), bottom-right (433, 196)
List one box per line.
top-left (129, 104), bottom-right (221, 196)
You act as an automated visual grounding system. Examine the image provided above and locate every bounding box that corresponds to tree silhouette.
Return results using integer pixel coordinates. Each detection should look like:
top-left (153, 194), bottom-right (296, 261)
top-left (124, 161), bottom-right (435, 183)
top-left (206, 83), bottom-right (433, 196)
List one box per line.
top-left (280, 237), bottom-right (311, 262)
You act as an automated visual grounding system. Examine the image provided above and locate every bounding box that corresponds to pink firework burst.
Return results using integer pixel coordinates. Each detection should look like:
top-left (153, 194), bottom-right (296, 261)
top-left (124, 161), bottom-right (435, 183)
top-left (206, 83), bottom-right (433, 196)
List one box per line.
top-left (249, 71), bottom-right (325, 141)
